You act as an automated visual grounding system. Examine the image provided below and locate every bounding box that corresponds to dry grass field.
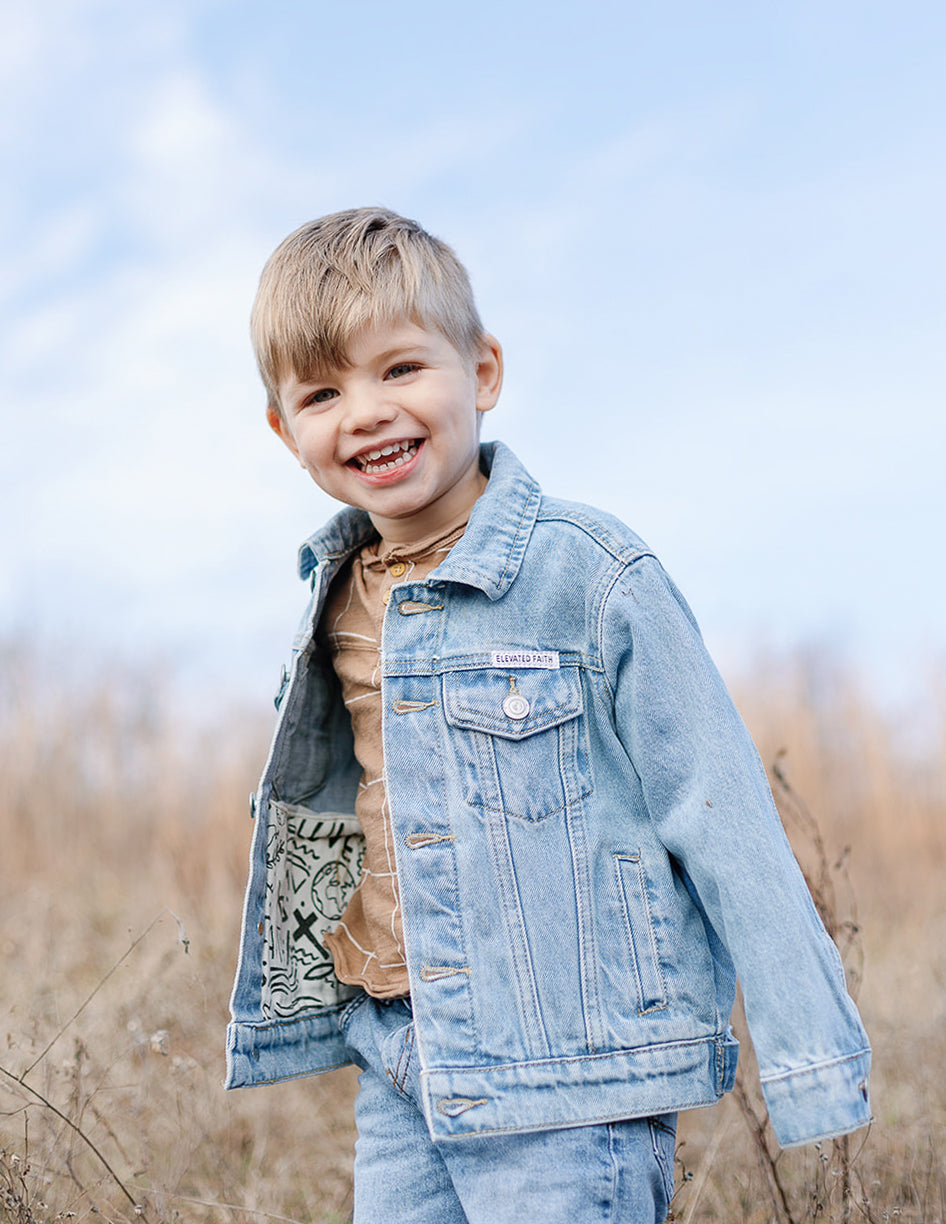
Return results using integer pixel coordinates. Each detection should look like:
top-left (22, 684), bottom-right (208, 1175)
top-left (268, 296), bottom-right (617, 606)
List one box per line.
top-left (1, 639), bottom-right (944, 1223)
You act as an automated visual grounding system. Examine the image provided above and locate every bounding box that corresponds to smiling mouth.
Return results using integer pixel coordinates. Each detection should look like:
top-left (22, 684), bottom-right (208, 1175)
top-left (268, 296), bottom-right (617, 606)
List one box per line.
top-left (350, 439), bottom-right (421, 474)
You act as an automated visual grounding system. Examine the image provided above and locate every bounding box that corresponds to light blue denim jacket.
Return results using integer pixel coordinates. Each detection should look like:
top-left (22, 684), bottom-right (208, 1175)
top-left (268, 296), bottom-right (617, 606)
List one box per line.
top-left (226, 441), bottom-right (871, 1148)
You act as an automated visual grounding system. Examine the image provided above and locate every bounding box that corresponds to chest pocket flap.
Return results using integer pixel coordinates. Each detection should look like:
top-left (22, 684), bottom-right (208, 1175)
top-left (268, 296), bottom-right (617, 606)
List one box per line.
top-left (442, 667), bottom-right (592, 820)
top-left (443, 667), bottom-right (583, 739)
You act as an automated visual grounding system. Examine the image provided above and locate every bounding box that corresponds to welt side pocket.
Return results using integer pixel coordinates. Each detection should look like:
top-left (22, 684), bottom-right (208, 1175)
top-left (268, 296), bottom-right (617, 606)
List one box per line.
top-left (614, 851), bottom-right (669, 1015)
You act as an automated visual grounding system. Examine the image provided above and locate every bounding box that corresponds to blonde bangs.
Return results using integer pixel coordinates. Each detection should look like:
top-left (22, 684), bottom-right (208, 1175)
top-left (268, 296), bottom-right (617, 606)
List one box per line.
top-left (251, 209), bottom-right (484, 410)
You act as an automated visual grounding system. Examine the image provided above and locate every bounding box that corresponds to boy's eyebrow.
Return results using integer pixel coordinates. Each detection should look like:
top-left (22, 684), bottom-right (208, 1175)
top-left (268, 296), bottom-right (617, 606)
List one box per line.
top-left (371, 341), bottom-right (434, 364)
top-left (284, 364), bottom-right (348, 394)
top-left (292, 342), bottom-right (434, 390)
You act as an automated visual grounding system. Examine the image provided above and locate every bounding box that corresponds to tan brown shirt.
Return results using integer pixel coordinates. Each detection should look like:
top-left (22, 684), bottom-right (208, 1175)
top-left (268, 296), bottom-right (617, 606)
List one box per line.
top-left (321, 515), bottom-right (470, 997)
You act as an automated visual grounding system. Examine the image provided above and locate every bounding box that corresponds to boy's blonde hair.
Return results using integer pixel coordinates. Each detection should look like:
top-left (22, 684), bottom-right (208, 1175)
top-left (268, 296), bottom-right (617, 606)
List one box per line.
top-left (251, 207), bottom-right (485, 412)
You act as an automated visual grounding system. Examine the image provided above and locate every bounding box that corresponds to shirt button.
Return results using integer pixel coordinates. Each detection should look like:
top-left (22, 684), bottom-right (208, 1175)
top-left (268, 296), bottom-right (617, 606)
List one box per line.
top-left (389, 561), bottom-right (407, 577)
top-left (382, 590), bottom-right (391, 605)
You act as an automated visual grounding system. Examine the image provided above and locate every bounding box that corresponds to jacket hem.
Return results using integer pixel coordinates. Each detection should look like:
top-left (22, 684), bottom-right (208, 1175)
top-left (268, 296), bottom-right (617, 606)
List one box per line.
top-left (224, 1013), bottom-right (353, 1089)
top-left (421, 1032), bottom-right (739, 1139)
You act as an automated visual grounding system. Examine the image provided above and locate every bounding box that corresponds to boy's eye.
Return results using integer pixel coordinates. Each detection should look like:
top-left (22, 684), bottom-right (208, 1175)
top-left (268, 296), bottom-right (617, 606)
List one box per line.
top-left (386, 362), bottom-right (420, 379)
top-left (305, 387), bottom-right (338, 406)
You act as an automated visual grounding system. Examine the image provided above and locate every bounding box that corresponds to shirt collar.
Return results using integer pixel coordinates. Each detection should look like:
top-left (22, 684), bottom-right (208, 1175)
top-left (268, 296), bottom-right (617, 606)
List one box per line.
top-left (297, 441), bottom-right (542, 600)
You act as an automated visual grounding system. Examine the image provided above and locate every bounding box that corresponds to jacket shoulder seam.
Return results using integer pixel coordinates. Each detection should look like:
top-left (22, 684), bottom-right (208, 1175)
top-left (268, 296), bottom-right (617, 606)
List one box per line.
top-left (535, 501), bottom-right (653, 565)
top-left (594, 551), bottom-right (665, 706)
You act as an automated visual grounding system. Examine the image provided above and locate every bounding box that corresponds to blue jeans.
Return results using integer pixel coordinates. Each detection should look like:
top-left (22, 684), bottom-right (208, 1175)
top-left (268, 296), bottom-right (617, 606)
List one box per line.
top-left (338, 993), bottom-right (676, 1224)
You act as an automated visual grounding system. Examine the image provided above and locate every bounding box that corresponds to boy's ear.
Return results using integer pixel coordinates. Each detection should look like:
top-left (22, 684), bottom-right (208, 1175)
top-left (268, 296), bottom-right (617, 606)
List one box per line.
top-left (266, 403), bottom-right (302, 462)
top-left (474, 334), bottom-right (503, 414)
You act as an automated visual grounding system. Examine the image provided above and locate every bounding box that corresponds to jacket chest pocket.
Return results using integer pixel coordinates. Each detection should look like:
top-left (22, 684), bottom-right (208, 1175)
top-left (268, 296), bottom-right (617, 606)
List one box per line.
top-left (442, 667), bottom-right (593, 821)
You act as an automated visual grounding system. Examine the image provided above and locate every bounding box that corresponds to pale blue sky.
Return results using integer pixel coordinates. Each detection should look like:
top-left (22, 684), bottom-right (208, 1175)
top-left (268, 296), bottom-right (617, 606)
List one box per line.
top-left (2, 0), bottom-right (944, 711)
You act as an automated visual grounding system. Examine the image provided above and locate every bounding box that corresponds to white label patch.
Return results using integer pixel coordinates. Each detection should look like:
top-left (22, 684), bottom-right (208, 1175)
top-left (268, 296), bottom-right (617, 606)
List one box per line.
top-left (490, 650), bottom-right (560, 669)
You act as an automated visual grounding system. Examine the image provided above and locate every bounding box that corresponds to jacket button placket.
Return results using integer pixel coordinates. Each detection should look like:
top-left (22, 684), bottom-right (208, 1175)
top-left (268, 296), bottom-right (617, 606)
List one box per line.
top-left (383, 588), bottom-right (471, 1051)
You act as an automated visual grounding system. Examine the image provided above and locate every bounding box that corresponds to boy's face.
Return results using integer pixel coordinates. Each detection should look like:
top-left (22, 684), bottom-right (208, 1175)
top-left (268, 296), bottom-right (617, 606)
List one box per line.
top-left (269, 319), bottom-right (503, 544)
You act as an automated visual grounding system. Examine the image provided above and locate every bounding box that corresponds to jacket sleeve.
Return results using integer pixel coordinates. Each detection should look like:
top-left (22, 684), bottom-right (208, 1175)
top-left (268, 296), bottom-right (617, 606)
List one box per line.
top-left (601, 553), bottom-right (871, 1148)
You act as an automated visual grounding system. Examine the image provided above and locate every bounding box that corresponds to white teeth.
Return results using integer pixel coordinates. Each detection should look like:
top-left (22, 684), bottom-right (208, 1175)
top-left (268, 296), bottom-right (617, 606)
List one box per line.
top-left (356, 439), bottom-right (418, 473)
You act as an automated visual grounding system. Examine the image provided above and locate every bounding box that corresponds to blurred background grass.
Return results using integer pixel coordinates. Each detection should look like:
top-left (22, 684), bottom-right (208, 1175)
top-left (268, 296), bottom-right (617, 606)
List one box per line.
top-left (1, 639), bottom-right (943, 1222)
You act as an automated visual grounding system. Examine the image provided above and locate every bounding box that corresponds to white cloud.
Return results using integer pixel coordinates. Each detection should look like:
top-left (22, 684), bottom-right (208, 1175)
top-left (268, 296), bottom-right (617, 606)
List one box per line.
top-left (0, 3), bottom-right (43, 89)
top-left (122, 71), bottom-right (255, 243)
top-left (133, 73), bottom-right (231, 164)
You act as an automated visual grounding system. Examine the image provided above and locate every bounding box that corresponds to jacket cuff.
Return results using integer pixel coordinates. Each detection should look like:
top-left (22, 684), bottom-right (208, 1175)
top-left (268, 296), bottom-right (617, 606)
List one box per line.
top-left (761, 1049), bottom-right (872, 1149)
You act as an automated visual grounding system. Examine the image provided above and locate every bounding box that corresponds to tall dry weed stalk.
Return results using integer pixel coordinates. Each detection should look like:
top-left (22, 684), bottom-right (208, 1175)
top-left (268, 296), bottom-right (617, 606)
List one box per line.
top-left (1, 638), bottom-right (945, 1222)
top-left (723, 753), bottom-right (868, 1224)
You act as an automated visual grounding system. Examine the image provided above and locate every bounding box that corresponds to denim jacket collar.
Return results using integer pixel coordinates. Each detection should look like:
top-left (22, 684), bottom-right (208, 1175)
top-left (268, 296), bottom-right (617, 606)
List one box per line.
top-left (296, 441), bottom-right (542, 600)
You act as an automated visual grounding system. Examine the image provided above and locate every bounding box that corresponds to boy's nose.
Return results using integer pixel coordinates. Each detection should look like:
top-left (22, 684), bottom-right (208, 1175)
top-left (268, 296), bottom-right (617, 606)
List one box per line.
top-left (344, 385), bottom-right (398, 433)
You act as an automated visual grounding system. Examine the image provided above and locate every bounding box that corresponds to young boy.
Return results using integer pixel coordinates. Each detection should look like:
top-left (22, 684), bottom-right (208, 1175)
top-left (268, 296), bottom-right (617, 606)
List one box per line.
top-left (226, 208), bottom-right (871, 1223)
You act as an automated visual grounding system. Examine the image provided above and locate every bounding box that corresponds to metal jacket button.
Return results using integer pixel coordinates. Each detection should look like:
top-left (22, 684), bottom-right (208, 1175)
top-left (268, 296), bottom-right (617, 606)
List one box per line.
top-left (502, 692), bottom-right (530, 720)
